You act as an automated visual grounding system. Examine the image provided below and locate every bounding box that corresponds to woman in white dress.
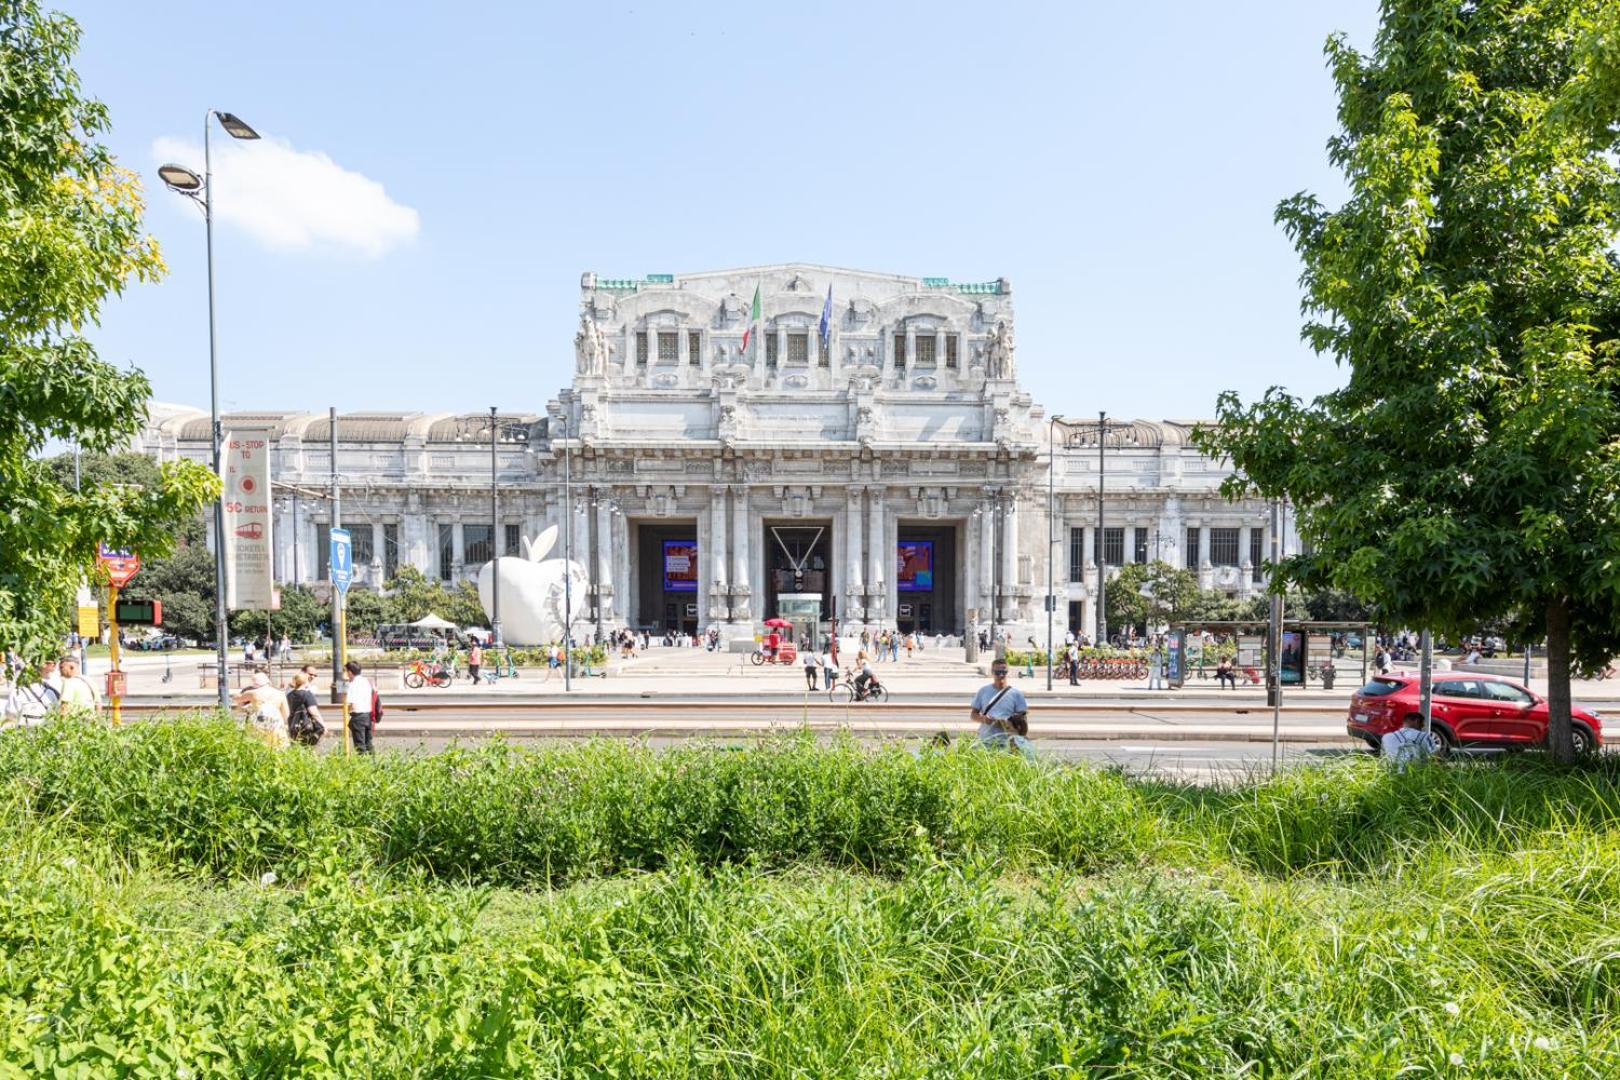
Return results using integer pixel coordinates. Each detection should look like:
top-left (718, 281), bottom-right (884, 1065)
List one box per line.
top-left (234, 671), bottom-right (289, 749)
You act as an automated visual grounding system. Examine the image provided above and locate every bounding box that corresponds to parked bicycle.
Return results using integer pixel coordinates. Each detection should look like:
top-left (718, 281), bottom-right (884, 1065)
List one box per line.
top-left (403, 658), bottom-right (454, 689)
top-left (827, 670), bottom-right (889, 704)
top-left (481, 650), bottom-right (520, 683)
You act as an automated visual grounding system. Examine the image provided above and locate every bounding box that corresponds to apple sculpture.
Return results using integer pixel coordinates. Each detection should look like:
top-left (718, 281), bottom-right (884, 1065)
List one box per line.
top-left (475, 525), bottom-right (590, 645)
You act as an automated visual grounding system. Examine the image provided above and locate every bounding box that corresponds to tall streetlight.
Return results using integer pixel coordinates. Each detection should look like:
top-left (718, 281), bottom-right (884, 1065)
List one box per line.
top-left (455, 411), bottom-right (530, 647)
top-left (159, 109), bottom-right (261, 709)
top-left (1045, 414), bottom-right (1069, 690)
top-left (1065, 412), bottom-right (1139, 649)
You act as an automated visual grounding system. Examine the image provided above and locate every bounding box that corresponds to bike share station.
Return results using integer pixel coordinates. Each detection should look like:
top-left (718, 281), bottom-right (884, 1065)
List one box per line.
top-left (1164, 620), bottom-right (1373, 691)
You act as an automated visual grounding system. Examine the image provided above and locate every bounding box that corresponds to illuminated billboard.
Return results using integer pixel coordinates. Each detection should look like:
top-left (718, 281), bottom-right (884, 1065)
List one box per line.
top-left (662, 540), bottom-right (698, 592)
top-left (896, 540), bottom-right (934, 592)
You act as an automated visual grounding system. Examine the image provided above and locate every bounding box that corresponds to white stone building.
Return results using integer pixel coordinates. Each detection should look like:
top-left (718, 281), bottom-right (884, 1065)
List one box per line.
top-left (138, 263), bottom-right (1284, 644)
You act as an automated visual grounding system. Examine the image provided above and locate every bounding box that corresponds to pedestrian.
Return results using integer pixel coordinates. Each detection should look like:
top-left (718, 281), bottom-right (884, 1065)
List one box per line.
top-left (284, 671), bottom-right (326, 746)
top-left (468, 639), bottom-right (484, 685)
top-left (802, 642), bottom-right (819, 690)
top-left (3, 659), bottom-right (60, 728)
top-left (278, 633), bottom-right (292, 661)
top-left (904, 633), bottom-right (915, 660)
top-left (1382, 714), bottom-right (1433, 771)
top-left (971, 659), bottom-right (1032, 757)
top-left (55, 656), bottom-right (100, 715)
top-left (821, 644), bottom-right (839, 691)
top-left (1148, 643), bottom-right (1165, 690)
top-left (344, 660), bottom-right (377, 754)
top-left (889, 633), bottom-right (899, 662)
top-left (1066, 641), bottom-right (1080, 686)
top-left (235, 671), bottom-right (289, 749)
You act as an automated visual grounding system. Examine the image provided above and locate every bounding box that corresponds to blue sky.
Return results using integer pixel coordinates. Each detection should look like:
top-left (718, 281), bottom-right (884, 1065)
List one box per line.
top-left (70, 0), bottom-right (1379, 421)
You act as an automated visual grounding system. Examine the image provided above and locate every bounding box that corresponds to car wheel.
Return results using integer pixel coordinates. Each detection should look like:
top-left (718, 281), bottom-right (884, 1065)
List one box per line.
top-left (1363, 736), bottom-right (1382, 755)
top-left (1573, 723), bottom-right (1597, 757)
top-left (1408, 715), bottom-right (1454, 759)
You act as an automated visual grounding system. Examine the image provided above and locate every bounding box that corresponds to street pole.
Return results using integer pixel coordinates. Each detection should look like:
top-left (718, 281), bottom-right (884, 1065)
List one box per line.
top-left (1269, 498), bottom-right (1283, 770)
top-left (490, 406), bottom-right (503, 649)
top-left (1420, 628), bottom-right (1434, 737)
top-left (562, 415), bottom-right (573, 691)
top-left (329, 407), bottom-right (342, 705)
top-left (204, 112), bottom-right (231, 711)
top-left (1046, 417), bottom-right (1058, 690)
top-left (109, 584), bottom-right (121, 726)
top-left (1096, 410), bottom-right (1107, 648)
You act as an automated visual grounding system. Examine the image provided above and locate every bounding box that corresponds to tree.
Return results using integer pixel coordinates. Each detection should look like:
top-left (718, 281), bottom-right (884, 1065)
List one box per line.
top-left (1196, 1), bottom-right (1620, 762)
top-left (1104, 561), bottom-right (1199, 633)
top-left (0, 3), bottom-right (215, 660)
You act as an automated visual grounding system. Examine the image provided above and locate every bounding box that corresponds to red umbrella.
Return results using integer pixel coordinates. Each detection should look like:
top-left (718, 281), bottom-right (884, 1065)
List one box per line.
top-left (763, 618), bottom-right (792, 628)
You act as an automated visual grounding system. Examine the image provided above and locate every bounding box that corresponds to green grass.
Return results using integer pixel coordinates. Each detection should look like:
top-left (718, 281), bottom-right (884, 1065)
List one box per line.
top-left (3, 717), bottom-right (1620, 1075)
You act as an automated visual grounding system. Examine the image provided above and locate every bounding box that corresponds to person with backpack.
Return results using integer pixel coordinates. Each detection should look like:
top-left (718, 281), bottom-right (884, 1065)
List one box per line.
top-left (234, 671), bottom-right (289, 749)
top-left (3, 658), bottom-right (60, 728)
top-left (284, 671), bottom-right (326, 746)
top-left (971, 659), bottom-right (1032, 757)
top-left (344, 660), bottom-right (378, 754)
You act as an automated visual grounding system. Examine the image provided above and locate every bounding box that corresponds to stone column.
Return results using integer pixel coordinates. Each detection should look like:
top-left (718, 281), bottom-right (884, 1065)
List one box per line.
top-left (595, 498), bottom-right (613, 626)
top-left (710, 485), bottom-right (729, 623)
top-left (934, 329), bottom-right (945, 369)
top-left (978, 498), bottom-right (995, 615)
top-left (731, 485), bottom-right (751, 622)
top-left (1198, 524), bottom-right (1211, 568)
top-left (451, 520), bottom-right (466, 580)
top-left (844, 487), bottom-right (864, 620)
top-left (866, 487), bottom-right (886, 623)
top-left (369, 522), bottom-right (385, 587)
top-left (1238, 525), bottom-right (1253, 598)
top-left (1001, 494), bottom-right (1018, 622)
top-left (613, 509), bottom-right (631, 627)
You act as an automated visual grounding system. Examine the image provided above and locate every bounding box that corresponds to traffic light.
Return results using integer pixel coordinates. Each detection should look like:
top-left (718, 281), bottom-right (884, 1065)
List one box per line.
top-left (114, 598), bottom-right (162, 626)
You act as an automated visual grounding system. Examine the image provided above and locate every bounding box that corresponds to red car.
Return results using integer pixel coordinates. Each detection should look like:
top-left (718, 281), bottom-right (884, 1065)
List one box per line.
top-left (1347, 671), bottom-right (1603, 757)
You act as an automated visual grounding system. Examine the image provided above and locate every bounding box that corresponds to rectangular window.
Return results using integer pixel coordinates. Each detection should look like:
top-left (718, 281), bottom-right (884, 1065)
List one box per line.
top-left (1133, 527), bottom-right (1148, 564)
top-left (915, 335), bottom-right (937, 366)
top-left (1186, 527), bottom-right (1200, 569)
top-left (945, 334), bottom-right (959, 369)
top-left (438, 523), bottom-right (454, 581)
top-left (504, 522), bottom-right (521, 557)
top-left (788, 333), bottom-right (809, 364)
top-left (1210, 527), bottom-right (1240, 567)
top-left (384, 523), bottom-right (399, 580)
top-left (636, 332), bottom-right (649, 366)
top-left (1250, 527), bottom-right (1264, 582)
top-left (317, 525), bottom-right (330, 581)
top-left (657, 331), bottom-right (678, 362)
top-left (766, 334), bottom-right (779, 367)
top-left (464, 523), bottom-right (493, 567)
top-left (893, 333), bottom-right (907, 368)
top-left (819, 336), bottom-right (831, 367)
top-left (349, 523), bottom-right (374, 569)
top-left (1069, 527), bottom-right (1084, 582)
top-left (1101, 526), bottom-right (1124, 567)
top-left (688, 331), bottom-right (702, 366)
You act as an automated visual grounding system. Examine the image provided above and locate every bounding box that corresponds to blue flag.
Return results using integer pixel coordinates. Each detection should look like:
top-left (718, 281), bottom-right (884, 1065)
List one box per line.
top-left (819, 284), bottom-right (832, 346)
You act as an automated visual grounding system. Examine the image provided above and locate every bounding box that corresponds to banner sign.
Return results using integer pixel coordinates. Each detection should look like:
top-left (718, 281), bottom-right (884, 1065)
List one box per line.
top-left (662, 540), bottom-right (698, 592)
top-left (223, 429), bottom-right (275, 610)
top-left (896, 540), bottom-right (934, 592)
top-left (329, 528), bottom-right (353, 596)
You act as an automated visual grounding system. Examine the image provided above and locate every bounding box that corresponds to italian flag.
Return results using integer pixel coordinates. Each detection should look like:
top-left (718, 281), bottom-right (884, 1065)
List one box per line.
top-left (740, 284), bottom-right (761, 354)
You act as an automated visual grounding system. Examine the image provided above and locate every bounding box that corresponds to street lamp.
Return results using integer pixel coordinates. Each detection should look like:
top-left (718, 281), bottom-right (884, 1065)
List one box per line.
top-left (454, 411), bottom-right (530, 648)
top-left (159, 108), bottom-right (261, 710)
top-left (1063, 413), bottom-right (1140, 649)
top-left (1046, 414), bottom-right (1067, 690)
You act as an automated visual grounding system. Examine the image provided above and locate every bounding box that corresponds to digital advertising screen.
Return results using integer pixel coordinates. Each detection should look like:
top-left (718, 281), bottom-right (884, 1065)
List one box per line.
top-left (662, 540), bottom-right (698, 592)
top-left (896, 540), bottom-right (934, 592)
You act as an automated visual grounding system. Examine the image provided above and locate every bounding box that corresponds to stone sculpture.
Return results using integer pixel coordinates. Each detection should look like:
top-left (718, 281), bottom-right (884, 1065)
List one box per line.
top-left (986, 319), bottom-right (1015, 380)
top-left (476, 525), bottom-right (589, 645)
top-left (574, 309), bottom-right (607, 375)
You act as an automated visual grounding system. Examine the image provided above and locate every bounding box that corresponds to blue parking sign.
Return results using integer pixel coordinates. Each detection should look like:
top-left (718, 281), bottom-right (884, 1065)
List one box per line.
top-left (329, 528), bottom-right (353, 595)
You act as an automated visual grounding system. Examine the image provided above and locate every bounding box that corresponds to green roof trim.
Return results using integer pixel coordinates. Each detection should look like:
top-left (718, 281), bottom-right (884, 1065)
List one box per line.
top-left (645, 273), bottom-right (674, 283)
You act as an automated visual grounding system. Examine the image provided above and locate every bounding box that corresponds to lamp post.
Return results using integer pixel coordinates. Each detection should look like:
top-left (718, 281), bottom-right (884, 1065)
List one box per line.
top-left (560, 413), bottom-right (574, 691)
top-left (1045, 415), bottom-right (1068, 691)
top-left (489, 406), bottom-right (503, 649)
top-left (159, 109), bottom-right (261, 710)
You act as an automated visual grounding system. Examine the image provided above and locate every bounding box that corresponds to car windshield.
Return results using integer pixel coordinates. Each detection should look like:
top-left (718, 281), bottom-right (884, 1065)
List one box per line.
top-left (1357, 678), bottom-right (1404, 697)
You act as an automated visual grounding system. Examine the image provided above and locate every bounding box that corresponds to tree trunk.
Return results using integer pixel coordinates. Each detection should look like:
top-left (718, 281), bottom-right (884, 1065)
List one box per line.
top-left (1546, 595), bottom-right (1574, 765)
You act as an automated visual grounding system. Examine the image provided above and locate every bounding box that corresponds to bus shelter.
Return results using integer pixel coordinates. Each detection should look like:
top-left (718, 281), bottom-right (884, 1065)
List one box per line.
top-left (1164, 620), bottom-right (1373, 690)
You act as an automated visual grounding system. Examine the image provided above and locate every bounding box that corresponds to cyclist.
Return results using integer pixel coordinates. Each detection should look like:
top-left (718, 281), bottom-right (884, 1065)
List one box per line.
top-left (854, 649), bottom-right (878, 700)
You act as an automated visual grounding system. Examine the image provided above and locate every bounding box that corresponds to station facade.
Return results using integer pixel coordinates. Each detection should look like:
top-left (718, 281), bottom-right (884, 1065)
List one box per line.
top-left (137, 264), bottom-right (1282, 643)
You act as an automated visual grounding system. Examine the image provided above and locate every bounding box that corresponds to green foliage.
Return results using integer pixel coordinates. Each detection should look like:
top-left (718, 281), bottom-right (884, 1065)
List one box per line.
top-left (1104, 560), bottom-right (1199, 630)
top-left (5, 721), bottom-right (1620, 1073)
top-left (1194, 1), bottom-right (1620, 760)
top-left (230, 584), bottom-right (326, 643)
top-left (0, 6), bottom-right (215, 660)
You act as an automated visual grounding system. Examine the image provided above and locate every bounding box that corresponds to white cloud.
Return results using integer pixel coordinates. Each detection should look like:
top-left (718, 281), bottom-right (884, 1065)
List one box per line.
top-left (152, 134), bottom-right (420, 258)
